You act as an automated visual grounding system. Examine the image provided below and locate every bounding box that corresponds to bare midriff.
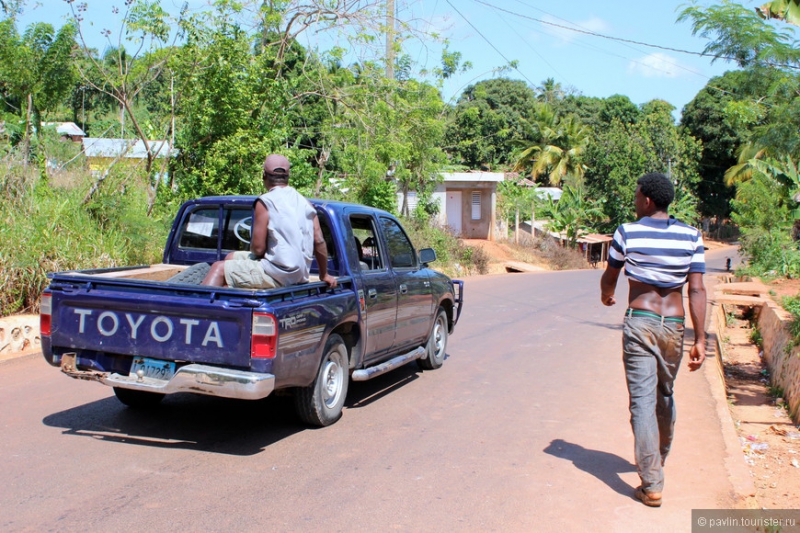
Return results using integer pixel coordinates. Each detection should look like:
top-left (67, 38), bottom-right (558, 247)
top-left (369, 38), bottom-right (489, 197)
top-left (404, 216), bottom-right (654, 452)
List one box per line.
top-left (628, 279), bottom-right (685, 317)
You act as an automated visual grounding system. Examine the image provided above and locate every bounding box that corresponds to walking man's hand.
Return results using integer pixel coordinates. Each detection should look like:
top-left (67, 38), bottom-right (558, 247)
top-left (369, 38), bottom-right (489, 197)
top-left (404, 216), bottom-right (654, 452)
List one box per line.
top-left (688, 342), bottom-right (705, 371)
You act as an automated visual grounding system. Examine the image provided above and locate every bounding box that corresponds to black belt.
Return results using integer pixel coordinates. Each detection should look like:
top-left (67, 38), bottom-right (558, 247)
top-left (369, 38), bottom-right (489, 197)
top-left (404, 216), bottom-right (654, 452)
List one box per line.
top-left (625, 308), bottom-right (685, 324)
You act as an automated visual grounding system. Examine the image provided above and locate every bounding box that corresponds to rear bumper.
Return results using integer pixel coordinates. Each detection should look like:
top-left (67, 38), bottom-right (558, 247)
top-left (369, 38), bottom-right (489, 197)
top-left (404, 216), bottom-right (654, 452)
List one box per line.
top-left (60, 353), bottom-right (275, 400)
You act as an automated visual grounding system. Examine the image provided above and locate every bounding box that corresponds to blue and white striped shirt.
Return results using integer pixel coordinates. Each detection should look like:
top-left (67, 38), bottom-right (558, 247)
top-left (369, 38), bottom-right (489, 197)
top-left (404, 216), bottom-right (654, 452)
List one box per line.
top-left (608, 216), bottom-right (705, 289)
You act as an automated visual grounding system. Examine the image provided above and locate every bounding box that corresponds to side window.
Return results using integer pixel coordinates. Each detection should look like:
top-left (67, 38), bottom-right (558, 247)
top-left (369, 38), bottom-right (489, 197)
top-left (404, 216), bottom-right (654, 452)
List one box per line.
top-left (178, 207), bottom-right (219, 251)
top-left (318, 213), bottom-right (337, 264)
top-left (350, 215), bottom-right (384, 271)
top-left (221, 207), bottom-right (253, 252)
top-left (380, 217), bottom-right (416, 269)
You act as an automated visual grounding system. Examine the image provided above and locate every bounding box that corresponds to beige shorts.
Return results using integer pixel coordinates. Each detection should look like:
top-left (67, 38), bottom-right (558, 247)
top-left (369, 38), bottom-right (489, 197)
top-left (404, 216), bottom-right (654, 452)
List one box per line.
top-left (223, 252), bottom-right (281, 289)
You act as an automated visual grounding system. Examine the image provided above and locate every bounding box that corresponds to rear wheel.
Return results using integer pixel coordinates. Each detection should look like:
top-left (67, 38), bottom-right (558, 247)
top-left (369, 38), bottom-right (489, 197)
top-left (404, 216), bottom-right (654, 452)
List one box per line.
top-left (295, 334), bottom-right (349, 427)
top-left (113, 387), bottom-right (165, 408)
top-left (419, 309), bottom-right (448, 370)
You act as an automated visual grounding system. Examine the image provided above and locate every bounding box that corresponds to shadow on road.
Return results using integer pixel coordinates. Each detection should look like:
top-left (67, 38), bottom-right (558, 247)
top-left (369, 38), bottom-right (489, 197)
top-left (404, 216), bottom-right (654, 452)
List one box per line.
top-left (42, 363), bottom-right (424, 456)
top-left (543, 438), bottom-right (636, 497)
top-left (346, 361), bottom-right (421, 409)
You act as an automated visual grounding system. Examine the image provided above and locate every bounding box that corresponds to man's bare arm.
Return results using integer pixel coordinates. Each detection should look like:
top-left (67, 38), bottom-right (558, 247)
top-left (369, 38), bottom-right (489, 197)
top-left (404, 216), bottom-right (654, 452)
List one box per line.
top-left (250, 200), bottom-right (269, 258)
top-left (600, 265), bottom-right (621, 306)
top-left (686, 271), bottom-right (707, 371)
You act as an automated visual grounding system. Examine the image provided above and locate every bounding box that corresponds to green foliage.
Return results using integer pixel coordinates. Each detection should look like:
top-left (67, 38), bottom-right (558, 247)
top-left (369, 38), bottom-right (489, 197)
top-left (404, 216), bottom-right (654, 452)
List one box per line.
top-left (540, 183), bottom-right (606, 247)
top-left (514, 104), bottom-right (590, 186)
top-left (584, 100), bottom-right (702, 230)
top-left (497, 179), bottom-right (541, 226)
top-left (399, 217), bottom-right (483, 276)
top-left (444, 78), bottom-right (537, 169)
top-left (679, 0), bottom-right (800, 68)
top-left (0, 18), bottom-right (77, 164)
top-left (732, 171), bottom-right (800, 277)
top-left (0, 167), bottom-right (168, 315)
top-left (749, 327), bottom-right (764, 349)
top-left (782, 295), bottom-right (800, 346)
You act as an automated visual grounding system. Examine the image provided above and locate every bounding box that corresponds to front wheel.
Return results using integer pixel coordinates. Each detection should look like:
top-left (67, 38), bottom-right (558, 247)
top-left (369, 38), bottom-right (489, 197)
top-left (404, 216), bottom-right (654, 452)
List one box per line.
top-left (295, 334), bottom-right (349, 427)
top-left (113, 387), bottom-right (165, 408)
top-left (419, 309), bottom-right (448, 370)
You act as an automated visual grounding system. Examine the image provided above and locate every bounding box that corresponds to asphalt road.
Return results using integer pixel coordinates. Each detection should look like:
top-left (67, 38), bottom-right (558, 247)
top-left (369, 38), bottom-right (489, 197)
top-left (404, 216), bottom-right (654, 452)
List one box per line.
top-left (1, 247), bottom-right (741, 533)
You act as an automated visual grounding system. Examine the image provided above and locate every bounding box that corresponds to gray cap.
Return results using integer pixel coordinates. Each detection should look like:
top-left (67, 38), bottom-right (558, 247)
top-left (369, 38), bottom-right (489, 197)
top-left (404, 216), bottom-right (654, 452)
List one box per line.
top-left (263, 154), bottom-right (290, 176)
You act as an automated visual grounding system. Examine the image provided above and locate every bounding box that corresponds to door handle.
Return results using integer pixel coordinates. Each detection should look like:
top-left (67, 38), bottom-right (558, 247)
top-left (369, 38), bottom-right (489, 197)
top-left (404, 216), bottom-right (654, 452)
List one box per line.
top-left (399, 284), bottom-right (408, 294)
top-left (368, 288), bottom-right (378, 299)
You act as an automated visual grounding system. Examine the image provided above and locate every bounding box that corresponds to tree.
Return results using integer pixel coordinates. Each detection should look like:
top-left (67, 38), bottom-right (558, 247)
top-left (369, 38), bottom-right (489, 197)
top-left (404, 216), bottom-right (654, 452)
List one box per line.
top-left (536, 77), bottom-right (565, 105)
top-left (444, 78), bottom-right (537, 169)
top-left (679, 0), bottom-right (800, 68)
top-left (583, 97), bottom-right (701, 230)
top-left (0, 19), bottom-right (76, 165)
top-left (756, 0), bottom-right (800, 26)
top-left (679, 70), bottom-right (753, 219)
top-left (513, 104), bottom-right (590, 186)
top-left (600, 94), bottom-right (641, 125)
top-left (66, 0), bottom-right (182, 211)
top-left (541, 183), bottom-right (605, 248)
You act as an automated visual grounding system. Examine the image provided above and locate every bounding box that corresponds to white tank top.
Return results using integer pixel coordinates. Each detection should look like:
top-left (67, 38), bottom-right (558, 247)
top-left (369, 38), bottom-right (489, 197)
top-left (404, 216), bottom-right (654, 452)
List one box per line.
top-left (257, 186), bottom-right (316, 286)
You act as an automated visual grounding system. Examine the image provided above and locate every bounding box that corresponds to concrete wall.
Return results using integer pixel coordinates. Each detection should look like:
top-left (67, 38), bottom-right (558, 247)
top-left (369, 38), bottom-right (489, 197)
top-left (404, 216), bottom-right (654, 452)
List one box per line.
top-left (445, 183), bottom-right (496, 240)
top-left (757, 302), bottom-right (800, 424)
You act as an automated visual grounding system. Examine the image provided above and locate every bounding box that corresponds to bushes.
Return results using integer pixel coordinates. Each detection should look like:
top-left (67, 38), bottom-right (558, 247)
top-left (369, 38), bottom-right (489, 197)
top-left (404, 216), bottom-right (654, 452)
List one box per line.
top-left (528, 235), bottom-right (590, 270)
top-left (401, 217), bottom-right (489, 276)
top-left (0, 163), bottom-right (170, 316)
top-left (782, 296), bottom-right (800, 347)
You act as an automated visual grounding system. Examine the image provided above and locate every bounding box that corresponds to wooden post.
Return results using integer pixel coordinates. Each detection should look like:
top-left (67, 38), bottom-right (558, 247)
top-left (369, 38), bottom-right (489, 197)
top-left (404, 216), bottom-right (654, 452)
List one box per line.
top-left (515, 208), bottom-right (519, 244)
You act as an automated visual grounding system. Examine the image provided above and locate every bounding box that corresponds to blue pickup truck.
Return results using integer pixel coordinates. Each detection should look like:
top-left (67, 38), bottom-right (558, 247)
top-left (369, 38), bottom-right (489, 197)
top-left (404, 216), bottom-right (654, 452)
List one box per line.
top-left (40, 196), bottom-right (463, 426)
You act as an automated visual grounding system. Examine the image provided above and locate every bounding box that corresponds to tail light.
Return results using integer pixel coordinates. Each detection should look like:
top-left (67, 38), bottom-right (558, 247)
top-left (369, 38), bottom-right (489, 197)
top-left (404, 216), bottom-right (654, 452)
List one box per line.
top-left (40, 293), bottom-right (52, 336)
top-left (251, 312), bottom-right (277, 359)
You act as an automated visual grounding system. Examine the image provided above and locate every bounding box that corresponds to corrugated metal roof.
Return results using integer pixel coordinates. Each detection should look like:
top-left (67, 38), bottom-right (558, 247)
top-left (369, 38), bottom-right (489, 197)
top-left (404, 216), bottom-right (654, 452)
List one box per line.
top-left (82, 138), bottom-right (177, 159)
top-left (44, 122), bottom-right (86, 137)
top-left (536, 187), bottom-right (563, 201)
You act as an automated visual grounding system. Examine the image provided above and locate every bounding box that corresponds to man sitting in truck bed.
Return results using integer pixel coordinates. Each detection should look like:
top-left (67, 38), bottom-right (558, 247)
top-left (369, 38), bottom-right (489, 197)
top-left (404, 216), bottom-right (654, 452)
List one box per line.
top-left (201, 154), bottom-right (338, 290)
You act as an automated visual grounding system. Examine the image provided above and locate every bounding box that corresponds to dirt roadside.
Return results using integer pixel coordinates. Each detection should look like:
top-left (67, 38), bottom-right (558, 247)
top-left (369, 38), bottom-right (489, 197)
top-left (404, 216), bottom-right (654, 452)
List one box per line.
top-left (718, 278), bottom-right (800, 510)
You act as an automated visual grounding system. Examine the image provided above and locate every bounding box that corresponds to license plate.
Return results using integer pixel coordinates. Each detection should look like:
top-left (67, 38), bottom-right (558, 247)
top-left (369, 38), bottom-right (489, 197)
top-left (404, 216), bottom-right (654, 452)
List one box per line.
top-left (130, 357), bottom-right (175, 381)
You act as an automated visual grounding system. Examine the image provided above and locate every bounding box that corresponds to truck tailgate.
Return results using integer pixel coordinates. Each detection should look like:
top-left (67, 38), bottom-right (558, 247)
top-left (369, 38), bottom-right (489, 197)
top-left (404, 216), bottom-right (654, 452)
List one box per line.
top-left (49, 282), bottom-right (254, 368)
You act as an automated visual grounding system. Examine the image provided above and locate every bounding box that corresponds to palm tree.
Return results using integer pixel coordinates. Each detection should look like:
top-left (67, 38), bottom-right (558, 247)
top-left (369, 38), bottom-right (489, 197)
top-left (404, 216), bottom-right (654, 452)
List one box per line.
top-left (514, 105), bottom-right (590, 186)
top-left (543, 183), bottom-right (605, 248)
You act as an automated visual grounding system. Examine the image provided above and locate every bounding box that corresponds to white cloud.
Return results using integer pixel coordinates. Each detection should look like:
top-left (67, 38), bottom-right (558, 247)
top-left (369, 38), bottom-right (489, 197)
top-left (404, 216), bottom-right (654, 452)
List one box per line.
top-left (541, 15), bottom-right (610, 45)
top-left (628, 53), bottom-right (684, 78)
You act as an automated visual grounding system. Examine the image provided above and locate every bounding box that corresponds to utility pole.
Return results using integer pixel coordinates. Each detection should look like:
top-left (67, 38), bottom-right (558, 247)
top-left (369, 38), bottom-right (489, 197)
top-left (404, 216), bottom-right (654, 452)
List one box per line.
top-left (385, 0), bottom-right (395, 80)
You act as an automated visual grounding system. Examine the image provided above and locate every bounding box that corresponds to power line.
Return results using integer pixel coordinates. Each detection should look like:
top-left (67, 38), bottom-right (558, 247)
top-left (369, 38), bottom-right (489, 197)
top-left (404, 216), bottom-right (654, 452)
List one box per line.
top-left (473, 0), bottom-right (800, 71)
top-left (443, 0), bottom-right (536, 86)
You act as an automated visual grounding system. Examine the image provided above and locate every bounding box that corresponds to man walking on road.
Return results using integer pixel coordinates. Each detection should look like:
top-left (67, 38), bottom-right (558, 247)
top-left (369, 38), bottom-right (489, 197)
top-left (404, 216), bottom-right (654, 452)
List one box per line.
top-left (600, 172), bottom-right (707, 508)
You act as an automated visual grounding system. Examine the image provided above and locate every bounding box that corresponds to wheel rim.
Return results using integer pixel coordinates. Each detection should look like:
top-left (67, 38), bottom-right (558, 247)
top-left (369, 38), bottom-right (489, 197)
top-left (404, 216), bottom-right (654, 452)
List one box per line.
top-left (432, 316), bottom-right (446, 360)
top-left (321, 354), bottom-right (344, 408)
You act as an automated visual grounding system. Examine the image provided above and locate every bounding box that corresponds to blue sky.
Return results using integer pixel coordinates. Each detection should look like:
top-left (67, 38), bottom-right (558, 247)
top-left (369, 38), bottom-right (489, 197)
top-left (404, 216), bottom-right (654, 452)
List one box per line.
top-left (16, 0), bottom-right (796, 119)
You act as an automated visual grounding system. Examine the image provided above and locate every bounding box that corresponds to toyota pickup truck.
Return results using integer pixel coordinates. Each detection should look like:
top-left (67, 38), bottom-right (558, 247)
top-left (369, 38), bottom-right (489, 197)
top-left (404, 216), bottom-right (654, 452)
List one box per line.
top-left (41, 196), bottom-right (463, 426)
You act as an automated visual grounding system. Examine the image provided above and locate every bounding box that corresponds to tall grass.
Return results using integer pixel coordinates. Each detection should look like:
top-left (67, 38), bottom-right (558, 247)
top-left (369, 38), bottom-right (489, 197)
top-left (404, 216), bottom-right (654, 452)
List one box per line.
top-left (401, 216), bottom-right (486, 276)
top-left (0, 156), bottom-right (170, 315)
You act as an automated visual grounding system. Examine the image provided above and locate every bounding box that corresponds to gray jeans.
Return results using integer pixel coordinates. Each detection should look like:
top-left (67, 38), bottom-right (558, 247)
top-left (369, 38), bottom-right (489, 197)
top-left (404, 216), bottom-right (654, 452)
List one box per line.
top-left (622, 316), bottom-right (685, 493)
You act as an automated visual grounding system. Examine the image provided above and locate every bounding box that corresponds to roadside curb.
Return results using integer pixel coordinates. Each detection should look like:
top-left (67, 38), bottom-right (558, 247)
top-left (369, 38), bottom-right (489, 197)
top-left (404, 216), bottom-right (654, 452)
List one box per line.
top-left (0, 314), bottom-right (41, 365)
top-left (704, 276), bottom-right (759, 508)
top-left (0, 349), bottom-right (41, 365)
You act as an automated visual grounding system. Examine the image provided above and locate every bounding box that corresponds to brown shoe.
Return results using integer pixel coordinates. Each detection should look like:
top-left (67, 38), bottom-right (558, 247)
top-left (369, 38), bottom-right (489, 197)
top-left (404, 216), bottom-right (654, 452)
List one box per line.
top-left (635, 486), bottom-right (662, 507)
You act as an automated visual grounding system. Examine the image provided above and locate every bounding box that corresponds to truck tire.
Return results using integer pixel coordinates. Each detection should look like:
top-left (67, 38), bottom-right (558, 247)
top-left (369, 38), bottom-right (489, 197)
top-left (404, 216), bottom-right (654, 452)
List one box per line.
top-left (295, 334), bottom-right (349, 427)
top-left (418, 308), bottom-right (448, 370)
top-left (113, 387), bottom-right (165, 408)
top-left (167, 262), bottom-right (211, 285)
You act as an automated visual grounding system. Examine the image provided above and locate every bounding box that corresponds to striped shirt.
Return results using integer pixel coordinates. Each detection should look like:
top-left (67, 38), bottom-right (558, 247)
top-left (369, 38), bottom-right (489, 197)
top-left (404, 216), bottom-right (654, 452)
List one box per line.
top-left (608, 216), bottom-right (705, 289)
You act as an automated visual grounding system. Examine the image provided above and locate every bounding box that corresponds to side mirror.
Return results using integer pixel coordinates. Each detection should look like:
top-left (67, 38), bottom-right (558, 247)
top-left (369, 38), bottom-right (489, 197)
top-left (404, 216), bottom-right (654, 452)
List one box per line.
top-left (419, 248), bottom-right (437, 265)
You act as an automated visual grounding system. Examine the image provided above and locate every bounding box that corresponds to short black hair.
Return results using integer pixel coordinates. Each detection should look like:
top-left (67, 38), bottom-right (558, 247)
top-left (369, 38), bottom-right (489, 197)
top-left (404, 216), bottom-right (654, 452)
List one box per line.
top-left (637, 172), bottom-right (674, 209)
